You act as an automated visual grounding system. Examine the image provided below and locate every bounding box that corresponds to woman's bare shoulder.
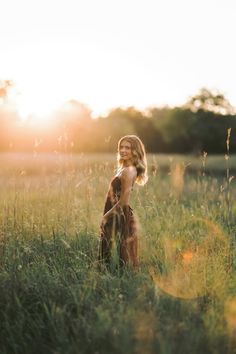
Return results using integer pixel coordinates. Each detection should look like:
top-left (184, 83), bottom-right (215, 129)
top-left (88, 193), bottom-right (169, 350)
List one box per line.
top-left (120, 166), bottom-right (137, 180)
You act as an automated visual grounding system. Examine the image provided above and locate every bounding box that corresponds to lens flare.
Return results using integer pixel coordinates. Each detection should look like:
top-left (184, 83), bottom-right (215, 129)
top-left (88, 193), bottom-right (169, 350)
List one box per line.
top-left (150, 217), bottom-right (230, 299)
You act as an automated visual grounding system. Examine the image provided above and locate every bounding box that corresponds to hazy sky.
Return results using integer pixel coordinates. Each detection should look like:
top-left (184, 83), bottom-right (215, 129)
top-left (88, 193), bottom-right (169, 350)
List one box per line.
top-left (1, 0), bottom-right (236, 118)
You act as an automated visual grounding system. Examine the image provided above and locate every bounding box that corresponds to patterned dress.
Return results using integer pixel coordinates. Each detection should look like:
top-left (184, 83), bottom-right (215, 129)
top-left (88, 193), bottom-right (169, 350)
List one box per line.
top-left (99, 175), bottom-right (138, 267)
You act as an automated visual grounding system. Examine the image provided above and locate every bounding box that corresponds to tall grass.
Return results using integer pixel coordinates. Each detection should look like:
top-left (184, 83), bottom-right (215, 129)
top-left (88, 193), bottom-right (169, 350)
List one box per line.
top-left (0, 152), bottom-right (236, 354)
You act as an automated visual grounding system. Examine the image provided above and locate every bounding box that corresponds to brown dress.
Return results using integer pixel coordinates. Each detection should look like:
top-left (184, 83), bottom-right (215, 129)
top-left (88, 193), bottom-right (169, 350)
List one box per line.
top-left (99, 175), bottom-right (138, 267)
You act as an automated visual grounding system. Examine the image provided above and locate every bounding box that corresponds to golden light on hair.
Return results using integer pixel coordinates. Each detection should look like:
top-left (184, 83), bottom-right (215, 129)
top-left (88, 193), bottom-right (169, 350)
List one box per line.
top-left (117, 135), bottom-right (148, 186)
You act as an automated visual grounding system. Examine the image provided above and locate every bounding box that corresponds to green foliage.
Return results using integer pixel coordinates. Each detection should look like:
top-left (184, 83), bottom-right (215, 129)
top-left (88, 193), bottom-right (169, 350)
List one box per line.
top-left (185, 87), bottom-right (235, 115)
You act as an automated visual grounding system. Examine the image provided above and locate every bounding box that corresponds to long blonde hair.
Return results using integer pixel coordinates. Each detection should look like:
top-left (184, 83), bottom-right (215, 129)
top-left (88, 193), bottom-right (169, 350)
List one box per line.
top-left (117, 135), bottom-right (148, 186)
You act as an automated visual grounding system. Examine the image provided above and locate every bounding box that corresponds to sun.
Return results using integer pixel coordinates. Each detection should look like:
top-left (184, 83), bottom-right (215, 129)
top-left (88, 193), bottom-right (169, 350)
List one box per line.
top-left (16, 89), bottom-right (61, 124)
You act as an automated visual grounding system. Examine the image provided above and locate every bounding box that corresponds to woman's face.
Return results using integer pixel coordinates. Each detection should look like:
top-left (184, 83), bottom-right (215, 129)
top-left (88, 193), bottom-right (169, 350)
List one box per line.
top-left (119, 140), bottom-right (132, 163)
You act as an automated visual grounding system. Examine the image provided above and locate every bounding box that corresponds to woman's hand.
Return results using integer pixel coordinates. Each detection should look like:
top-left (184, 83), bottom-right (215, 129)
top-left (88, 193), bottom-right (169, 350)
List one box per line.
top-left (100, 215), bottom-right (109, 233)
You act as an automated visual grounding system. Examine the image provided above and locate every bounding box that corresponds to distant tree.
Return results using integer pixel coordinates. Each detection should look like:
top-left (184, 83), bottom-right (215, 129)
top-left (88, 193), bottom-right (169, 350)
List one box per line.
top-left (190, 110), bottom-right (236, 154)
top-left (185, 87), bottom-right (235, 115)
top-left (154, 108), bottom-right (197, 153)
top-left (58, 100), bottom-right (92, 125)
top-left (53, 100), bottom-right (93, 151)
top-left (105, 106), bottom-right (161, 152)
top-left (147, 107), bottom-right (171, 152)
top-left (101, 107), bottom-right (136, 151)
top-left (0, 80), bottom-right (13, 103)
top-left (0, 80), bottom-right (20, 151)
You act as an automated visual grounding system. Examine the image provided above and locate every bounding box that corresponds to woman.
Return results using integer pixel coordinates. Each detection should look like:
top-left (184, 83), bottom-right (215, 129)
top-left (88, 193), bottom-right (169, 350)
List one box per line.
top-left (99, 135), bottom-right (148, 268)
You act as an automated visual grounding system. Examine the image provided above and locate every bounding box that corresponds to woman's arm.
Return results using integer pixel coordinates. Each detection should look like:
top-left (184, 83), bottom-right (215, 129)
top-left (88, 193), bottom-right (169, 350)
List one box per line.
top-left (101, 167), bottom-right (137, 227)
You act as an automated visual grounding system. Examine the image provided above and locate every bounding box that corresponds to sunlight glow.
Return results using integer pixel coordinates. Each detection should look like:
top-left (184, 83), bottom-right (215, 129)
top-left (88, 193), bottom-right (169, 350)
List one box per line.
top-left (1, 0), bottom-right (236, 120)
top-left (16, 92), bottom-right (59, 121)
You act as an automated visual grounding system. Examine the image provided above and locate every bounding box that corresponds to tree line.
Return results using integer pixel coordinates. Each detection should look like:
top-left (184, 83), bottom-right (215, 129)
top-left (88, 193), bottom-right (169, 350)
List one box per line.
top-left (1, 80), bottom-right (236, 154)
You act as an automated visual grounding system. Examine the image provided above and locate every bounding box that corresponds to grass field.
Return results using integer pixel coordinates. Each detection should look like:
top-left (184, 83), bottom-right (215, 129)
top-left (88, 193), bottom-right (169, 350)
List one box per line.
top-left (0, 152), bottom-right (236, 354)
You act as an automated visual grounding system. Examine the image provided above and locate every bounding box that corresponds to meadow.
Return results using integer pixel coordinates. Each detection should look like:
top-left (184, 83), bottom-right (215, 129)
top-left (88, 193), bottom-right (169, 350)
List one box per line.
top-left (0, 152), bottom-right (236, 354)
